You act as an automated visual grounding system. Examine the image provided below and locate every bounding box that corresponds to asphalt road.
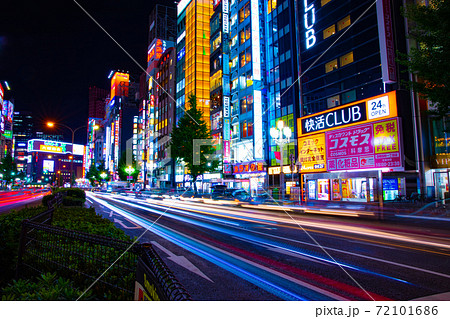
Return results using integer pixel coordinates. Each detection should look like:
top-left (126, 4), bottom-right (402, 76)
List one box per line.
top-left (0, 190), bottom-right (47, 215)
top-left (85, 192), bottom-right (450, 301)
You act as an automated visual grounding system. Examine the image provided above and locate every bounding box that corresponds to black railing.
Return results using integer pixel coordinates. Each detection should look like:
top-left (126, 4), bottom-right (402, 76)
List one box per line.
top-left (16, 215), bottom-right (191, 300)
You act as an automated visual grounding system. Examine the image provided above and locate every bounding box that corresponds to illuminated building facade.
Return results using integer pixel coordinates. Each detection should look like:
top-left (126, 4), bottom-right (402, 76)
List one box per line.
top-left (176, 0), bottom-right (213, 188)
top-left (27, 139), bottom-right (84, 185)
top-left (208, 0), bottom-right (267, 194)
top-left (265, 0), bottom-right (301, 195)
top-left (104, 71), bottom-right (139, 179)
top-left (295, 0), bottom-right (418, 202)
top-left (13, 111), bottom-right (34, 172)
top-left (154, 48), bottom-right (176, 187)
top-left (86, 117), bottom-right (103, 171)
top-left (142, 4), bottom-right (177, 188)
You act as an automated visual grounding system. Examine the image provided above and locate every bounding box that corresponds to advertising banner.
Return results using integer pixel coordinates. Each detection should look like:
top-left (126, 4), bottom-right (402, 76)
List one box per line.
top-left (326, 118), bottom-right (402, 171)
top-left (233, 161), bottom-right (265, 174)
top-left (298, 133), bottom-right (327, 172)
top-left (298, 91), bottom-right (397, 136)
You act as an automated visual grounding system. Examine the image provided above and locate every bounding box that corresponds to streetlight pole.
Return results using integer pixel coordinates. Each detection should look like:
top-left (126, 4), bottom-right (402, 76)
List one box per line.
top-left (270, 120), bottom-right (292, 201)
top-left (47, 122), bottom-right (85, 187)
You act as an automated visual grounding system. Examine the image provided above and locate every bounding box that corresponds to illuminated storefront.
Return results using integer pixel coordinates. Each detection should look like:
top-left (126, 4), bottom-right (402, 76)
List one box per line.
top-left (232, 161), bottom-right (266, 195)
top-left (298, 91), bottom-right (406, 203)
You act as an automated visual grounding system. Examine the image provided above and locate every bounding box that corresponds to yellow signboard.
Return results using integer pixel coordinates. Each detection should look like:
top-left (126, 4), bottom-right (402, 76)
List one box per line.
top-left (298, 133), bottom-right (326, 172)
top-left (40, 145), bottom-right (62, 153)
top-left (373, 119), bottom-right (399, 154)
top-left (268, 166), bottom-right (298, 175)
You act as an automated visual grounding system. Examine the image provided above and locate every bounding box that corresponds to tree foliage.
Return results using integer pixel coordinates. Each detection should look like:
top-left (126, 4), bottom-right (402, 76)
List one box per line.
top-left (86, 161), bottom-right (110, 185)
top-left (85, 164), bottom-right (99, 185)
top-left (0, 154), bottom-right (18, 183)
top-left (170, 94), bottom-right (219, 193)
top-left (117, 152), bottom-right (139, 181)
top-left (398, 0), bottom-right (450, 120)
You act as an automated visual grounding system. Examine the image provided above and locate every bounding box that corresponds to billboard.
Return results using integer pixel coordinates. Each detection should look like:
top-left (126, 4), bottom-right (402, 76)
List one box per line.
top-left (298, 134), bottom-right (327, 172)
top-left (147, 39), bottom-right (168, 63)
top-left (110, 72), bottom-right (129, 100)
top-left (325, 118), bottom-right (402, 171)
top-left (233, 161), bottom-right (265, 174)
top-left (43, 160), bottom-right (55, 173)
top-left (0, 83), bottom-right (3, 110)
top-left (298, 91), bottom-right (398, 136)
top-left (27, 139), bottom-right (84, 155)
top-left (3, 100), bottom-right (14, 122)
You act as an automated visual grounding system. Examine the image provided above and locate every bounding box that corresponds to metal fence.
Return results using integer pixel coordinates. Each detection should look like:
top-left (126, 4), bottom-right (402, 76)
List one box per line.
top-left (16, 210), bottom-right (191, 300)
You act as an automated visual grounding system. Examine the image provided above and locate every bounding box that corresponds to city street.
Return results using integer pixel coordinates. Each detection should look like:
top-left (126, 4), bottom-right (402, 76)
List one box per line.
top-left (0, 189), bottom-right (49, 214)
top-left (86, 192), bottom-right (450, 301)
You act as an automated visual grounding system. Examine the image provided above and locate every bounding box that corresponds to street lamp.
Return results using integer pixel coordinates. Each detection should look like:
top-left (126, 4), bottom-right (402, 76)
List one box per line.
top-left (270, 120), bottom-right (292, 200)
top-left (47, 122), bottom-right (86, 187)
top-left (100, 172), bottom-right (107, 180)
top-left (125, 166), bottom-right (135, 182)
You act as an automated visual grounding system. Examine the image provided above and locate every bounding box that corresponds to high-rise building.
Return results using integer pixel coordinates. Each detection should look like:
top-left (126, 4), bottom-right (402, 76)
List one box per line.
top-left (295, 0), bottom-right (417, 203)
top-left (265, 0), bottom-right (301, 195)
top-left (142, 4), bottom-right (177, 188)
top-left (88, 86), bottom-right (108, 119)
top-left (207, 0), bottom-right (268, 194)
top-left (13, 111), bottom-right (34, 172)
top-left (175, 0), bottom-right (213, 189)
top-left (154, 47), bottom-right (177, 188)
top-left (35, 131), bottom-right (64, 142)
top-left (176, 0), bottom-right (212, 125)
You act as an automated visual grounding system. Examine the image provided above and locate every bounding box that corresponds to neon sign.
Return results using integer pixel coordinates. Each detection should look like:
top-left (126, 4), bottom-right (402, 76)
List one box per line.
top-left (304, 0), bottom-right (316, 49)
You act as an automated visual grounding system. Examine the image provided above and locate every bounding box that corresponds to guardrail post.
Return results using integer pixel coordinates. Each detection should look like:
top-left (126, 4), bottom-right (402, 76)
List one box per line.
top-left (15, 220), bottom-right (30, 279)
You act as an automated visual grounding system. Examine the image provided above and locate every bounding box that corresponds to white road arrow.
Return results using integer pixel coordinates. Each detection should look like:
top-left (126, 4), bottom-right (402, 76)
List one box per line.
top-left (151, 241), bottom-right (213, 282)
top-left (114, 218), bottom-right (141, 229)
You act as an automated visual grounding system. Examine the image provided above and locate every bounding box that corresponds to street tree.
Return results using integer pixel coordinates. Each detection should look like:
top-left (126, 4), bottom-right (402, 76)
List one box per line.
top-left (170, 94), bottom-right (220, 193)
top-left (398, 0), bottom-right (450, 124)
top-left (85, 163), bottom-right (100, 185)
top-left (0, 154), bottom-right (18, 185)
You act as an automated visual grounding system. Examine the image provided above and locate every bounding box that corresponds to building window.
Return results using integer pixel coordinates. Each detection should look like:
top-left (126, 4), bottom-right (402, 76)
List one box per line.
top-left (337, 15), bottom-right (351, 31)
top-left (241, 121), bottom-right (248, 138)
top-left (267, 0), bottom-right (277, 14)
top-left (248, 121), bottom-right (253, 137)
top-left (340, 51), bottom-right (354, 67)
top-left (246, 49), bottom-right (251, 64)
top-left (212, 33), bottom-right (222, 51)
top-left (246, 73), bottom-right (253, 87)
top-left (230, 56), bottom-right (238, 69)
top-left (327, 95), bottom-right (340, 108)
top-left (231, 35), bottom-right (238, 49)
top-left (325, 59), bottom-right (338, 73)
top-left (240, 51), bottom-right (246, 67)
top-left (239, 2), bottom-right (250, 23)
top-left (323, 25), bottom-right (335, 39)
top-left (321, 0), bottom-right (332, 6)
top-left (240, 97), bottom-right (247, 114)
top-left (230, 14), bottom-right (237, 28)
top-left (342, 90), bottom-right (356, 104)
top-left (247, 94), bottom-right (253, 112)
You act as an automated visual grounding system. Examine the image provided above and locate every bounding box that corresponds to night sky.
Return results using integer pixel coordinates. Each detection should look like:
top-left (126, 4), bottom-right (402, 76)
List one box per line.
top-left (0, 0), bottom-right (167, 144)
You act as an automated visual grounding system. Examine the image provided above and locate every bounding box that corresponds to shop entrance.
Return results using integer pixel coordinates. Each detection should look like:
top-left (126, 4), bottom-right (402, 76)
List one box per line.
top-left (304, 171), bottom-right (380, 203)
top-left (434, 171), bottom-right (449, 200)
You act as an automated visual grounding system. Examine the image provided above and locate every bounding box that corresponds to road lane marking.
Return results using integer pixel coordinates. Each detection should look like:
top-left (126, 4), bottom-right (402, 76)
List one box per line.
top-left (87, 194), bottom-right (345, 300)
top-left (151, 241), bottom-right (213, 282)
top-left (113, 218), bottom-right (141, 229)
top-left (89, 193), bottom-right (450, 280)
